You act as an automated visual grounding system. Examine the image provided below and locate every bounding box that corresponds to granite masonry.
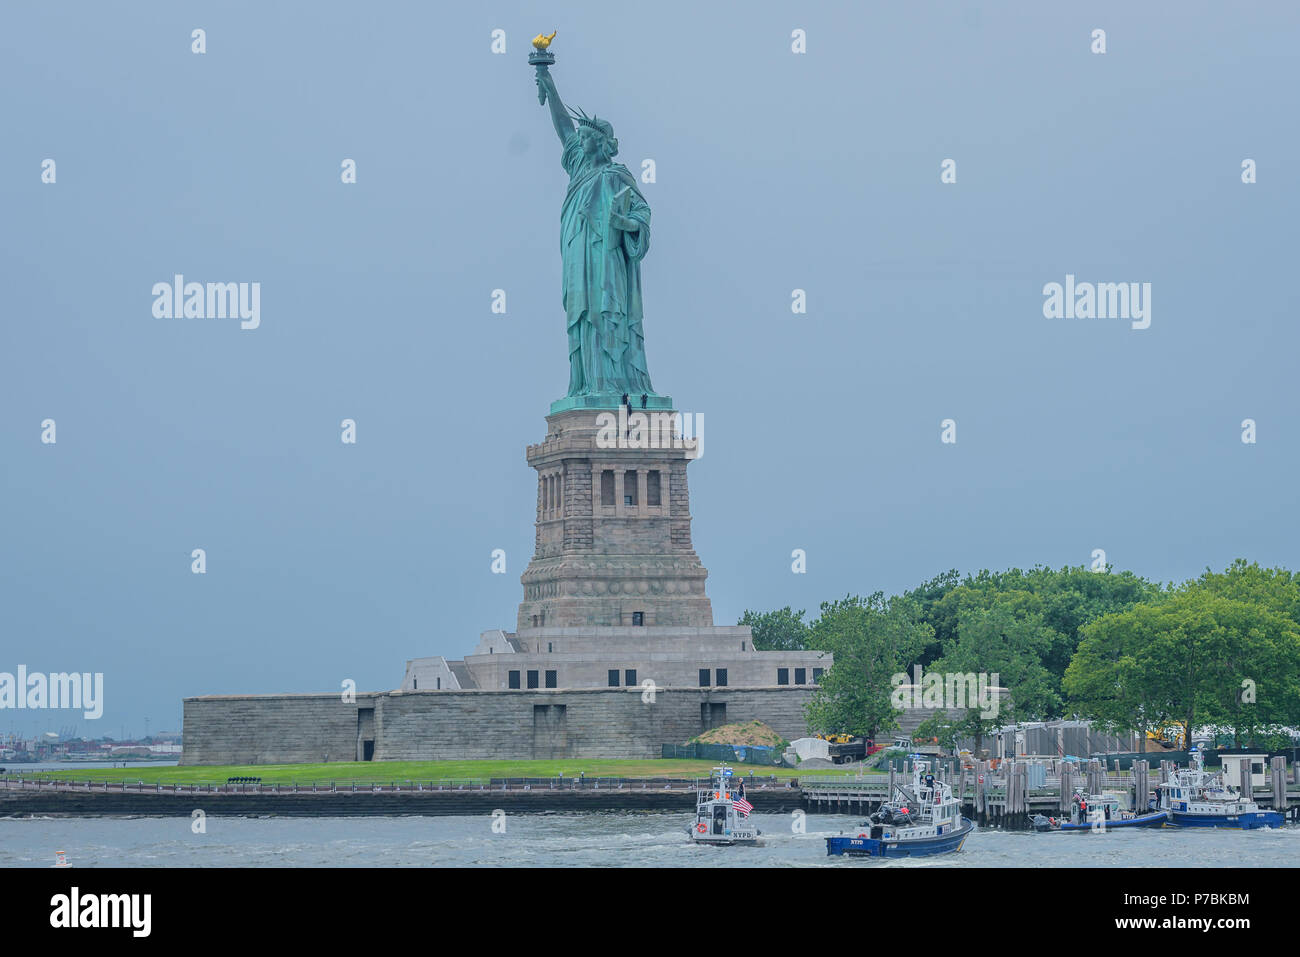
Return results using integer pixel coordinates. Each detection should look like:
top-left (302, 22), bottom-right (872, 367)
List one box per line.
top-left (182, 687), bottom-right (818, 765)
top-left (182, 404), bottom-right (831, 764)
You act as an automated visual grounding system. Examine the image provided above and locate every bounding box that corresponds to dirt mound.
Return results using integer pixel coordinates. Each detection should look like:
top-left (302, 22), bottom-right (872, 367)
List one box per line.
top-left (691, 720), bottom-right (786, 748)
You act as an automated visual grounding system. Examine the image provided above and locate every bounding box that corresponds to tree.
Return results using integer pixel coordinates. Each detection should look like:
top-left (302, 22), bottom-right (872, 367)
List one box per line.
top-left (803, 593), bottom-right (932, 740)
top-left (738, 607), bottom-right (809, 651)
top-left (1187, 562), bottom-right (1300, 743)
top-left (924, 603), bottom-right (1061, 751)
top-left (1064, 587), bottom-right (1300, 747)
top-left (902, 569), bottom-right (961, 665)
top-left (915, 565), bottom-right (1158, 718)
top-left (1193, 559), bottom-right (1300, 623)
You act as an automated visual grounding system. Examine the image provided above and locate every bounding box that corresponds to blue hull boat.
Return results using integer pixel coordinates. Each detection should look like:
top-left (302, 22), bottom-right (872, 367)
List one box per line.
top-left (1032, 810), bottom-right (1169, 832)
top-left (826, 818), bottom-right (972, 857)
top-left (826, 762), bottom-right (972, 858)
top-left (1165, 810), bottom-right (1284, 829)
top-left (1156, 750), bottom-right (1286, 830)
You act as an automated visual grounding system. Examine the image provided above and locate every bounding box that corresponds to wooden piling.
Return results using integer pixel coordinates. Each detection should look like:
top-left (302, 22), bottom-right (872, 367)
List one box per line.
top-left (1009, 762), bottom-right (1025, 828)
top-left (1133, 760), bottom-right (1148, 812)
top-left (1087, 759), bottom-right (1102, 797)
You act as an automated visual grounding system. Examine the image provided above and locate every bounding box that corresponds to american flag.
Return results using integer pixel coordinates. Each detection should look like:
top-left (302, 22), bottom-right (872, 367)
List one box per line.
top-left (733, 795), bottom-right (753, 816)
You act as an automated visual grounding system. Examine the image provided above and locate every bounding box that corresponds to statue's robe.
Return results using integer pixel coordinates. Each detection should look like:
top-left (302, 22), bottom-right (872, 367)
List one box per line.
top-left (559, 131), bottom-right (654, 397)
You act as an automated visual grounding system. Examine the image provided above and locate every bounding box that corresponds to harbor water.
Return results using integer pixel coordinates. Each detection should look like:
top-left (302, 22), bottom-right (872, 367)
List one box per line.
top-left (2, 812), bottom-right (1296, 867)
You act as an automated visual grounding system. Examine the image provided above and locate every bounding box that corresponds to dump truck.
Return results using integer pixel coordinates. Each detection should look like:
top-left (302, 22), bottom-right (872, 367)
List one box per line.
top-left (815, 733), bottom-right (867, 764)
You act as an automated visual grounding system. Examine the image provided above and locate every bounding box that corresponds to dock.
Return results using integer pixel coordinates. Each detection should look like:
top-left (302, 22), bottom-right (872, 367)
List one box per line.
top-left (799, 756), bottom-right (1300, 829)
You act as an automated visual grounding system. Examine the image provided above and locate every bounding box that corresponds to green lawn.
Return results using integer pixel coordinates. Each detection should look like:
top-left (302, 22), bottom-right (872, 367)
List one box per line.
top-left (18, 758), bottom-right (817, 786)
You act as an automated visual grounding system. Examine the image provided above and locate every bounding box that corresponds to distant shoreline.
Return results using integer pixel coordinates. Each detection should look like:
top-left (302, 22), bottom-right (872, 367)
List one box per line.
top-left (1, 760), bottom-right (181, 771)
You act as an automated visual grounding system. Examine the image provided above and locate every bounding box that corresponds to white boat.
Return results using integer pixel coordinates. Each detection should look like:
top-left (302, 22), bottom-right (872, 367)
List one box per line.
top-left (1155, 750), bottom-right (1284, 829)
top-left (687, 766), bottom-right (761, 846)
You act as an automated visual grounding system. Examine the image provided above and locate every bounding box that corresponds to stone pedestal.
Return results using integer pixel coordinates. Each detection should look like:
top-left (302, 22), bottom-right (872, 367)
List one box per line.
top-left (518, 405), bottom-right (713, 630)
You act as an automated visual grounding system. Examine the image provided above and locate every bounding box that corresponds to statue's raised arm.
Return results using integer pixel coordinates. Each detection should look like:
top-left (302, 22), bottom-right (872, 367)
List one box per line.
top-left (529, 32), bottom-right (573, 147)
top-left (537, 71), bottom-right (574, 146)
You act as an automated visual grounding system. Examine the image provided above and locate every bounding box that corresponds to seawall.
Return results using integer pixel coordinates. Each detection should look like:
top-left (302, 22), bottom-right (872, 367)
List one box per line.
top-left (0, 779), bottom-right (805, 817)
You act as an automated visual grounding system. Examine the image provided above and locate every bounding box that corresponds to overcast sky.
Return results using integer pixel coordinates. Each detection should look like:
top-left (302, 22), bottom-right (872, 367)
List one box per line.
top-left (3, 1), bottom-right (1298, 736)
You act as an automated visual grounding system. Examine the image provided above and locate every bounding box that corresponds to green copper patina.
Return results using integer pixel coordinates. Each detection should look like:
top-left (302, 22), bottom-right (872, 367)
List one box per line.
top-left (530, 37), bottom-right (670, 413)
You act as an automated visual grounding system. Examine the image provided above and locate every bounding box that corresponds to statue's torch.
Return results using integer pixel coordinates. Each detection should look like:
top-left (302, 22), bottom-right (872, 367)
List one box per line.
top-left (529, 31), bottom-right (557, 104)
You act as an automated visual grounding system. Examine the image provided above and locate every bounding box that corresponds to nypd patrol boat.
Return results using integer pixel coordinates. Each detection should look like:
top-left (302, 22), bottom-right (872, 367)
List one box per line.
top-left (826, 761), bottom-right (972, 858)
top-left (1032, 790), bottom-right (1168, 832)
top-left (688, 766), bottom-right (762, 846)
top-left (1155, 750), bottom-right (1284, 829)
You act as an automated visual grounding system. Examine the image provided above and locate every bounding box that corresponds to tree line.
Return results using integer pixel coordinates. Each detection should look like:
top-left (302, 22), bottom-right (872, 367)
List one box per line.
top-left (739, 560), bottom-right (1300, 750)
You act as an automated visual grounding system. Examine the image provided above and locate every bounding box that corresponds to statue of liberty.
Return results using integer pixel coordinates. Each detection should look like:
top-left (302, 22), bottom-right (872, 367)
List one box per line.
top-left (531, 39), bottom-right (664, 409)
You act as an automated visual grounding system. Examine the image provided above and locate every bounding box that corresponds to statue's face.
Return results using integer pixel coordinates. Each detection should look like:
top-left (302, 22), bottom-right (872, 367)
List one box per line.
top-left (579, 127), bottom-right (604, 158)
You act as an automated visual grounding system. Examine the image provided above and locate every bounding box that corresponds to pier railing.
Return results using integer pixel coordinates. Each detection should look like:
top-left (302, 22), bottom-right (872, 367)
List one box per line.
top-left (801, 771), bottom-right (1139, 793)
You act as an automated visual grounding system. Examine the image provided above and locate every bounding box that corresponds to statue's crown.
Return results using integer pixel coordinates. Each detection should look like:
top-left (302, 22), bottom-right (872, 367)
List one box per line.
top-left (569, 106), bottom-right (616, 145)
